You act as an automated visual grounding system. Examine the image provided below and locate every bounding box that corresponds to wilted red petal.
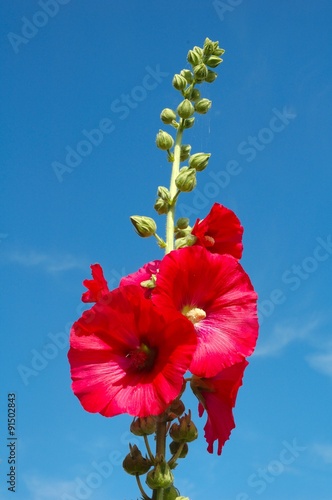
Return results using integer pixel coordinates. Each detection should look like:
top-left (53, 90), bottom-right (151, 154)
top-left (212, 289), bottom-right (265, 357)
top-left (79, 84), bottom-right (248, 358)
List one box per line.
top-left (82, 263), bottom-right (110, 303)
top-left (192, 359), bottom-right (248, 455)
top-left (152, 246), bottom-right (258, 377)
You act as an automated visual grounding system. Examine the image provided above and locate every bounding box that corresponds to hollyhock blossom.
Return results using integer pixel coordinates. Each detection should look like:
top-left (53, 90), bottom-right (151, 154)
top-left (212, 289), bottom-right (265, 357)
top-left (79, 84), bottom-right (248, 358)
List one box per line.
top-left (192, 203), bottom-right (244, 259)
top-left (191, 359), bottom-right (248, 455)
top-left (82, 263), bottom-right (109, 303)
top-left (152, 246), bottom-right (258, 378)
top-left (68, 285), bottom-right (197, 417)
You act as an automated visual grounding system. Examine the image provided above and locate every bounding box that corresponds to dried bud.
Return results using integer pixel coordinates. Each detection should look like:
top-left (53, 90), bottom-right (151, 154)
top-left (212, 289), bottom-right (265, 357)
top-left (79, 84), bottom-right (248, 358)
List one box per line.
top-left (177, 99), bottom-right (195, 119)
top-left (130, 416), bottom-right (157, 436)
top-left (193, 63), bottom-right (208, 82)
top-left (176, 217), bottom-right (190, 229)
top-left (187, 49), bottom-right (201, 66)
top-left (189, 152), bottom-right (211, 172)
top-left (160, 108), bottom-right (177, 125)
top-left (182, 117), bottom-right (195, 129)
top-left (194, 98), bottom-right (212, 114)
top-left (130, 215), bottom-right (156, 237)
top-left (156, 130), bottom-right (174, 150)
top-left (179, 144), bottom-right (191, 162)
top-left (123, 444), bottom-right (151, 476)
top-left (180, 69), bottom-right (193, 83)
top-left (169, 412), bottom-right (198, 443)
top-left (206, 55), bottom-right (223, 68)
top-left (172, 74), bottom-right (187, 91)
top-left (175, 167), bottom-right (196, 192)
top-left (205, 70), bottom-right (218, 83)
top-left (146, 460), bottom-right (174, 490)
top-left (169, 441), bottom-right (188, 459)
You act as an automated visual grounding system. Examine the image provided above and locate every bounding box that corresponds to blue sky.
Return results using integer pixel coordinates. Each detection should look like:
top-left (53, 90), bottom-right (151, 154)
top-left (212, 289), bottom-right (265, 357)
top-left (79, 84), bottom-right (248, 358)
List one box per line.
top-left (1, 1), bottom-right (332, 499)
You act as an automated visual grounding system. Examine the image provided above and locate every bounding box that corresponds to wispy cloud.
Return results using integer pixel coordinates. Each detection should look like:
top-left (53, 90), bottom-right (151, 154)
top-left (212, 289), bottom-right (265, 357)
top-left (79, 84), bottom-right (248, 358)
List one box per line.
top-left (306, 352), bottom-right (332, 378)
top-left (6, 250), bottom-right (88, 273)
top-left (254, 317), bottom-right (320, 357)
top-left (311, 442), bottom-right (332, 465)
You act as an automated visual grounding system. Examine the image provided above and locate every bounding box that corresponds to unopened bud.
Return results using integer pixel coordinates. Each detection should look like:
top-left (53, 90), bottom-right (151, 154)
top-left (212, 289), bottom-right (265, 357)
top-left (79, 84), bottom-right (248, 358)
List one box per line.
top-left (176, 217), bottom-right (190, 229)
top-left (213, 44), bottom-right (225, 57)
top-left (164, 486), bottom-right (181, 500)
top-left (180, 69), bottom-right (193, 83)
top-left (156, 130), bottom-right (174, 150)
top-left (203, 38), bottom-right (215, 57)
top-left (179, 144), bottom-right (191, 162)
top-left (123, 444), bottom-right (151, 476)
top-left (154, 197), bottom-right (169, 215)
top-left (189, 152), bottom-right (211, 172)
top-left (130, 416), bottom-right (157, 436)
top-left (205, 70), bottom-right (218, 83)
top-left (194, 98), bottom-right (212, 114)
top-left (172, 74), bottom-right (187, 91)
top-left (189, 88), bottom-right (201, 101)
top-left (193, 63), bottom-right (208, 82)
top-left (192, 45), bottom-right (203, 57)
top-left (175, 167), bottom-right (196, 192)
top-left (206, 55), bottom-right (223, 68)
top-left (182, 117), bottom-right (195, 129)
top-left (169, 441), bottom-right (189, 459)
top-left (146, 460), bottom-right (174, 490)
top-left (160, 108), bottom-right (177, 125)
top-left (175, 234), bottom-right (197, 249)
top-left (169, 412), bottom-right (198, 443)
top-left (130, 216), bottom-right (156, 237)
top-left (177, 99), bottom-right (195, 119)
top-left (187, 49), bottom-right (201, 66)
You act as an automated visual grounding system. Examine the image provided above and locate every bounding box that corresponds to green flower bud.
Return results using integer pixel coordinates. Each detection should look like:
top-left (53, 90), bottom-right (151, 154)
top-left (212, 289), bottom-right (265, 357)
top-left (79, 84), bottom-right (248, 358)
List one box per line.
top-left (203, 37), bottom-right (215, 58)
top-left (206, 55), bottom-right (223, 68)
top-left (164, 486), bottom-right (181, 500)
top-left (187, 49), bottom-right (201, 66)
top-left (205, 70), bottom-right (218, 83)
top-left (130, 215), bottom-right (156, 237)
top-left (169, 441), bottom-right (188, 459)
top-left (156, 130), bottom-right (174, 150)
top-left (213, 44), bottom-right (225, 56)
top-left (175, 167), bottom-right (196, 192)
top-left (157, 186), bottom-right (171, 201)
top-left (182, 117), bottom-right (195, 129)
top-left (130, 416), bottom-right (157, 436)
top-left (193, 63), bottom-right (208, 82)
top-left (175, 234), bottom-right (197, 249)
top-left (193, 45), bottom-right (203, 57)
top-left (194, 98), bottom-right (212, 114)
top-left (160, 108), bottom-right (177, 125)
top-left (176, 217), bottom-right (190, 229)
top-left (177, 99), bottom-right (195, 119)
top-left (123, 444), bottom-right (151, 476)
top-left (179, 144), bottom-right (191, 162)
top-left (172, 74), bottom-right (187, 91)
top-left (154, 197), bottom-right (169, 215)
top-left (169, 412), bottom-right (198, 443)
top-left (180, 69), bottom-right (193, 83)
top-left (189, 152), bottom-right (211, 172)
top-left (190, 88), bottom-right (201, 101)
top-left (146, 461), bottom-right (174, 490)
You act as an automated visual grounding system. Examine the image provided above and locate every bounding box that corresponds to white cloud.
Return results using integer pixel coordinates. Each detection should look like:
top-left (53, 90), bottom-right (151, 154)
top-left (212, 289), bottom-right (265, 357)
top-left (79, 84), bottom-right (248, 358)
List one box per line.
top-left (254, 317), bottom-right (320, 357)
top-left (6, 250), bottom-right (88, 273)
top-left (306, 352), bottom-right (332, 377)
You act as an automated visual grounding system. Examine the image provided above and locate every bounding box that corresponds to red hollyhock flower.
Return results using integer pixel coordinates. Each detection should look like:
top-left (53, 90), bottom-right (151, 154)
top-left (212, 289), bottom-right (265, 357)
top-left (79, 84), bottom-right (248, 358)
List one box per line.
top-left (152, 246), bottom-right (258, 378)
top-left (191, 359), bottom-right (248, 455)
top-left (68, 285), bottom-right (197, 417)
top-left (82, 264), bottom-right (110, 303)
top-left (192, 203), bottom-right (244, 259)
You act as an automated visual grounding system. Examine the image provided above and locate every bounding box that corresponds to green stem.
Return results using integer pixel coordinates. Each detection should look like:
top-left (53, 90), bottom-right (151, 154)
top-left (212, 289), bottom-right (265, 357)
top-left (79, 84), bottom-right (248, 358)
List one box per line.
top-left (165, 121), bottom-right (184, 254)
top-left (136, 474), bottom-right (151, 500)
top-left (144, 434), bottom-right (155, 463)
top-left (168, 442), bottom-right (185, 469)
top-left (152, 418), bottom-right (167, 500)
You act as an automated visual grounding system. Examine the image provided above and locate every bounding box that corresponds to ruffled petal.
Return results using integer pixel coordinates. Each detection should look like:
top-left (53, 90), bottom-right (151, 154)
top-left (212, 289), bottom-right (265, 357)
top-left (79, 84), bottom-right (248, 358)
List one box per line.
top-left (82, 264), bottom-right (110, 303)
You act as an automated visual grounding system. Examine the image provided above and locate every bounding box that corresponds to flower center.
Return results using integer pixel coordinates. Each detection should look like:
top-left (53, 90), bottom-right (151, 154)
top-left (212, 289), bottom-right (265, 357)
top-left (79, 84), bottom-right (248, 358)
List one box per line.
top-left (203, 235), bottom-right (215, 247)
top-left (182, 305), bottom-right (206, 324)
top-left (128, 342), bottom-right (156, 371)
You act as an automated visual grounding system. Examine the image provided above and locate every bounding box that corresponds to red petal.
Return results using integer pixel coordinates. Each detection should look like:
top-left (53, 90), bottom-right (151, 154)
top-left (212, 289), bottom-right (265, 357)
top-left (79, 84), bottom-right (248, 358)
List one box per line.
top-left (82, 264), bottom-right (110, 303)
